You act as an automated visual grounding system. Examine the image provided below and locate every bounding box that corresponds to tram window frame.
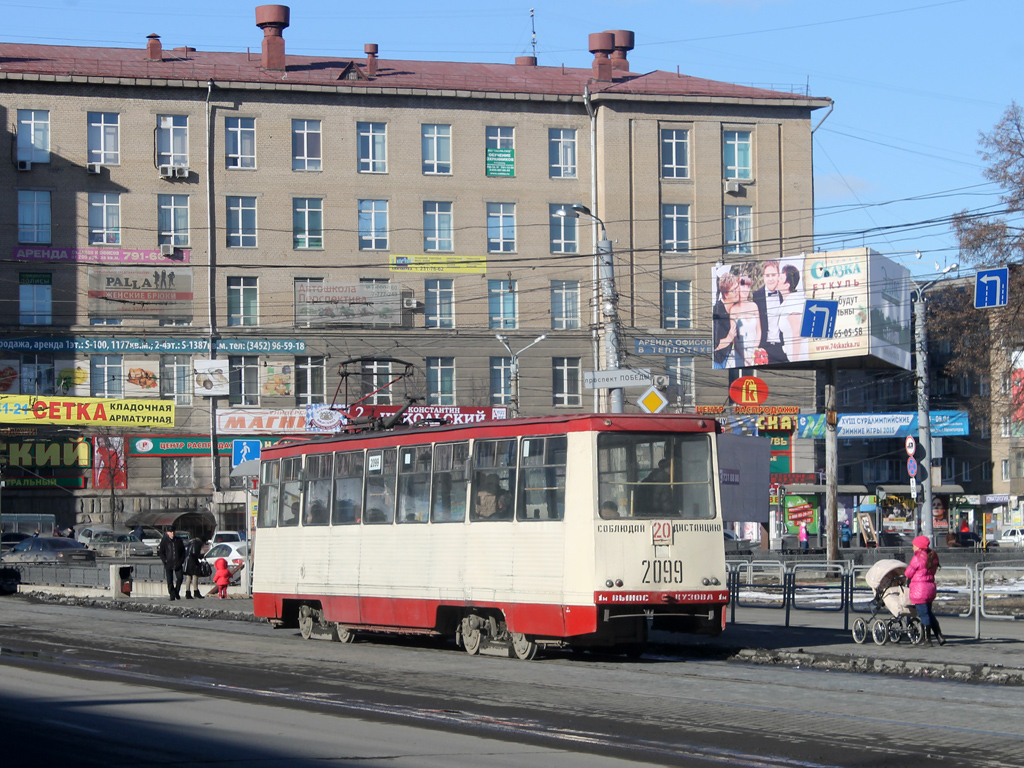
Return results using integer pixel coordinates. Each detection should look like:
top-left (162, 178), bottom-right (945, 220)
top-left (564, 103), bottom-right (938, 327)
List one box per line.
top-left (471, 438), bottom-right (517, 522)
top-left (363, 447), bottom-right (398, 524)
top-left (279, 457), bottom-right (302, 527)
top-left (302, 453), bottom-right (331, 526)
top-left (257, 459), bottom-right (280, 527)
top-left (332, 450), bottom-right (364, 525)
top-left (431, 441), bottom-right (469, 523)
top-left (397, 445), bottom-right (432, 523)
top-left (517, 435), bottom-right (567, 521)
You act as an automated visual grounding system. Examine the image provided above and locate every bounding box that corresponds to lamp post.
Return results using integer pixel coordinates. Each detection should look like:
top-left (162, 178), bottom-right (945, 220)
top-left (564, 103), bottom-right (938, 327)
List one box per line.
top-left (555, 204), bottom-right (622, 413)
top-left (496, 333), bottom-right (547, 418)
top-left (915, 263), bottom-right (958, 543)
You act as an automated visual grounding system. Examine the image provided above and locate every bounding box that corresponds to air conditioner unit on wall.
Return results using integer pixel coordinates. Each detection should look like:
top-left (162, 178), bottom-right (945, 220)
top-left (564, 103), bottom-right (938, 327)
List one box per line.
top-left (158, 165), bottom-right (175, 178)
top-left (17, 160), bottom-right (32, 171)
top-left (87, 163), bottom-right (102, 174)
top-left (174, 166), bottom-right (190, 178)
top-left (402, 298), bottom-right (423, 310)
top-left (725, 180), bottom-right (742, 194)
top-left (160, 244), bottom-right (175, 257)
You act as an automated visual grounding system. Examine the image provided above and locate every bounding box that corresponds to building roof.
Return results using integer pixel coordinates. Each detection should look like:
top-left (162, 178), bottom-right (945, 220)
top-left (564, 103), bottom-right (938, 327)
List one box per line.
top-left (0, 41), bottom-right (830, 106)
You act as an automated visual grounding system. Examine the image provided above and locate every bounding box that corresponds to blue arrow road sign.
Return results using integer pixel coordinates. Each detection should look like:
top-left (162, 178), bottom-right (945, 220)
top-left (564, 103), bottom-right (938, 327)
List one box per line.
top-left (975, 267), bottom-right (1009, 308)
top-left (232, 439), bottom-right (261, 468)
top-left (800, 300), bottom-right (839, 339)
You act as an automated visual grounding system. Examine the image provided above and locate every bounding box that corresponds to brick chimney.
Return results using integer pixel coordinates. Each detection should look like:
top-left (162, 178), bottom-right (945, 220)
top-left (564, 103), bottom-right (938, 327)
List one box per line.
top-left (146, 33), bottom-right (162, 62)
top-left (589, 32), bottom-right (614, 81)
top-left (606, 30), bottom-right (634, 72)
top-left (365, 43), bottom-right (378, 77)
top-left (255, 4), bottom-right (290, 71)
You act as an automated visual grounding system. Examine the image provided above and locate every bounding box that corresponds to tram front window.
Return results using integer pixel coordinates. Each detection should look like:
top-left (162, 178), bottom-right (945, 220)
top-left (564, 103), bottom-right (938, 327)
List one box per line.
top-left (597, 433), bottom-right (713, 520)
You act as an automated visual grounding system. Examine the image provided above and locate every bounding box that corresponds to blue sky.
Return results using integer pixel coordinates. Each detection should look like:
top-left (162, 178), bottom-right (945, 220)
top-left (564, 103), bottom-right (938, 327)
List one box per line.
top-left (4, 0), bottom-right (1019, 280)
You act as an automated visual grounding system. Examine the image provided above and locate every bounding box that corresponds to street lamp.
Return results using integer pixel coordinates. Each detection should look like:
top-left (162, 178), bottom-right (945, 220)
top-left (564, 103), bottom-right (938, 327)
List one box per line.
top-left (555, 204), bottom-right (623, 413)
top-left (496, 333), bottom-right (547, 418)
top-left (915, 263), bottom-right (959, 543)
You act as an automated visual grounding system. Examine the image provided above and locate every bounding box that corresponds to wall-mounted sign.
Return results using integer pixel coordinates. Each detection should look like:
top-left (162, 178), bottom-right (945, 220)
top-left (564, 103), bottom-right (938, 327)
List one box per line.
top-left (87, 266), bottom-right (193, 319)
top-left (193, 360), bottom-right (229, 397)
top-left (0, 395), bottom-right (174, 427)
top-left (485, 148), bottom-right (515, 177)
top-left (390, 254), bottom-right (487, 274)
top-left (729, 376), bottom-right (769, 405)
top-left (0, 439), bottom-right (91, 467)
top-left (635, 338), bottom-right (712, 356)
top-left (797, 411), bottom-right (969, 439)
top-left (124, 359), bottom-right (160, 397)
top-left (217, 409), bottom-right (307, 434)
top-left (128, 435), bottom-right (291, 456)
top-left (294, 281), bottom-right (403, 326)
top-left (0, 337), bottom-right (305, 354)
top-left (13, 245), bottom-right (192, 264)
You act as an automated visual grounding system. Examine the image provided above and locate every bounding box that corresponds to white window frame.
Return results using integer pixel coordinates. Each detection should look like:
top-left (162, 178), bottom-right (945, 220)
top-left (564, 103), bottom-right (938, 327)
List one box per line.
top-left (20, 353), bottom-right (55, 395)
top-left (358, 199), bottom-right (389, 250)
top-left (724, 130), bottom-right (752, 180)
top-left (488, 279), bottom-right (517, 330)
top-left (160, 354), bottom-right (192, 405)
top-left (662, 203), bottom-right (690, 253)
top-left (87, 112), bottom-right (119, 165)
top-left (662, 280), bottom-right (692, 330)
top-left (424, 201), bottom-right (453, 252)
top-left (666, 356), bottom-right (695, 408)
top-left (725, 205), bottom-right (753, 254)
top-left (225, 117), bottom-right (256, 169)
top-left (18, 190), bottom-right (51, 244)
top-left (548, 128), bottom-right (577, 178)
top-left (157, 115), bottom-right (189, 167)
top-left (88, 193), bottom-right (120, 244)
top-left (661, 128), bottom-right (689, 179)
top-left (362, 359), bottom-right (392, 405)
top-left (486, 126), bottom-right (514, 149)
top-left (421, 124), bottom-right (451, 175)
top-left (1002, 459), bottom-right (1010, 482)
top-left (425, 279), bottom-right (454, 329)
top-left (292, 119), bottom-right (322, 171)
top-left (426, 357), bottom-right (456, 406)
top-left (292, 198), bottom-right (323, 250)
top-left (17, 109), bottom-right (50, 164)
top-left (487, 202), bottom-right (516, 253)
top-left (158, 194), bottom-right (190, 247)
top-left (227, 276), bottom-right (258, 327)
top-left (549, 204), bottom-right (578, 253)
top-left (229, 355), bottom-right (260, 406)
top-left (161, 456), bottom-right (194, 489)
top-left (295, 355), bottom-right (326, 406)
top-left (90, 354), bottom-right (123, 398)
top-left (552, 357), bottom-right (582, 407)
top-left (357, 121), bottom-right (387, 173)
top-left (550, 280), bottom-right (580, 330)
top-left (226, 196), bottom-right (257, 247)
top-left (490, 357), bottom-right (512, 406)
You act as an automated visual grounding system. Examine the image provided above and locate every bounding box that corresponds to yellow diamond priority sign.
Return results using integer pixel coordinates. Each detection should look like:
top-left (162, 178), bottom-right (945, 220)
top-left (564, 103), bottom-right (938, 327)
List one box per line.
top-left (638, 386), bottom-right (669, 413)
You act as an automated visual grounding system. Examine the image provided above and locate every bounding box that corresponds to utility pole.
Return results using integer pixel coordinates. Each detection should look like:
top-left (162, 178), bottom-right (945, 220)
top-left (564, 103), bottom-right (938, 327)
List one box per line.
top-left (496, 333), bottom-right (547, 418)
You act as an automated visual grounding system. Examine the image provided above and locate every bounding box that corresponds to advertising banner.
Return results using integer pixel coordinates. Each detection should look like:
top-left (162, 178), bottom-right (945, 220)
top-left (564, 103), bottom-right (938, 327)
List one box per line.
top-left (262, 362), bottom-right (293, 397)
top-left (55, 360), bottom-right (90, 396)
top-left (13, 245), bottom-right (192, 264)
top-left (784, 494), bottom-right (818, 534)
top-left (0, 439), bottom-right (91, 467)
top-left (306, 404), bottom-right (509, 432)
top-left (796, 410), bottom-right (969, 438)
top-left (124, 359), bottom-right (160, 397)
top-left (128, 435), bottom-right (291, 456)
top-left (193, 359), bottom-right (229, 397)
top-left (389, 254), bottom-right (487, 274)
top-left (0, 337), bottom-right (304, 355)
top-left (717, 433), bottom-right (770, 523)
top-left (0, 395), bottom-right (174, 427)
top-left (294, 281), bottom-right (402, 326)
top-left (217, 409), bottom-right (307, 434)
top-left (0, 359), bottom-right (19, 394)
top-left (92, 435), bottom-right (127, 489)
top-left (87, 266), bottom-right (193, 319)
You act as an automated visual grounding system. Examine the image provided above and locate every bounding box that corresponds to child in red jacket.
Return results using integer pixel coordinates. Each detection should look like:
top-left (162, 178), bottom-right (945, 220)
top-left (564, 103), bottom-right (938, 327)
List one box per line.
top-left (213, 557), bottom-right (231, 599)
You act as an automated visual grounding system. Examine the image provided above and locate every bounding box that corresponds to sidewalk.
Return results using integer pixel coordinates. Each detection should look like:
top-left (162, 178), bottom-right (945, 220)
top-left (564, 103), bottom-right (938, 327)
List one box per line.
top-left (16, 588), bottom-right (1024, 684)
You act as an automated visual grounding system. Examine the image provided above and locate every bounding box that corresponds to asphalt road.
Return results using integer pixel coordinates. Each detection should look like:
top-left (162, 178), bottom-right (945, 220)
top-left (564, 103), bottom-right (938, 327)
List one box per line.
top-left (2, 596), bottom-right (1024, 767)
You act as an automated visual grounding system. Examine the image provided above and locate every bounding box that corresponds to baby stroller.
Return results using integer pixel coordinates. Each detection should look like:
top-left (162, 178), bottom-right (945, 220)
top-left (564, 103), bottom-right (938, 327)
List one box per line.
top-left (852, 559), bottom-right (924, 645)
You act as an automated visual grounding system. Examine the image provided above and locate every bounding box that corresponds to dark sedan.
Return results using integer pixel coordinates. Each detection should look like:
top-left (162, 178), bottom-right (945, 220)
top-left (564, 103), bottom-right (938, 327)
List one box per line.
top-left (1, 537), bottom-right (97, 564)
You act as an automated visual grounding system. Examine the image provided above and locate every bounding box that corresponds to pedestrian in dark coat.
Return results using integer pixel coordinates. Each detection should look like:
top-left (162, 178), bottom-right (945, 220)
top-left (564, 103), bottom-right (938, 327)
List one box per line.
top-left (182, 535), bottom-right (206, 600)
top-left (157, 530), bottom-right (187, 601)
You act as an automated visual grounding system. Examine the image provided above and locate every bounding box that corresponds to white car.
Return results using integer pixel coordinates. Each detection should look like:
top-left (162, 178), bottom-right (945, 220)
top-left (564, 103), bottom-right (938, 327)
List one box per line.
top-left (203, 541), bottom-right (249, 585)
top-left (76, 527), bottom-right (114, 547)
top-left (88, 532), bottom-right (154, 558)
top-left (999, 528), bottom-right (1024, 547)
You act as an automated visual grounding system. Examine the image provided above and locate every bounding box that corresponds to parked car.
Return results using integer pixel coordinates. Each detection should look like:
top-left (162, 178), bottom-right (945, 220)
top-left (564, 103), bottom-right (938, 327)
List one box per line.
top-left (1, 532), bottom-right (33, 552)
top-left (2, 537), bottom-right (97, 564)
top-left (76, 526), bottom-right (114, 547)
top-left (211, 530), bottom-right (242, 544)
top-left (999, 528), bottom-right (1024, 547)
top-left (134, 526), bottom-right (165, 549)
top-left (88, 532), bottom-right (154, 558)
top-left (203, 541), bottom-right (248, 585)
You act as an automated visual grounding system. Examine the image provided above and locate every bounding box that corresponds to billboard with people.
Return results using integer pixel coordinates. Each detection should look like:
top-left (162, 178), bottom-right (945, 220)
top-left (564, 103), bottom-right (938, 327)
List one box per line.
top-left (712, 248), bottom-right (911, 370)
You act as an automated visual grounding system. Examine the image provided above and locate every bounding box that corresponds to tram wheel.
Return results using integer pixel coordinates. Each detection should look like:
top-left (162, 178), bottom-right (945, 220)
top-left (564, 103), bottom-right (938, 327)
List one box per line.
top-left (298, 605), bottom-right (316, 641)
top-left (460, 616), bottom-right (483, 655)
top-left (510, 632), bottom-right (538, 661)
top-left (871, 618), bottom-right (888, 646)
top-left (852, 618), bottom-right (867, 644)
top-left (335, 625), bottom-right (356, 644)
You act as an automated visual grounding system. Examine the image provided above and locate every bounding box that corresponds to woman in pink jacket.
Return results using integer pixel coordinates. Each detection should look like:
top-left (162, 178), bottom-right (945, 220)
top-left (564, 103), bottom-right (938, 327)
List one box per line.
top-left (904, 536), bottom-right (945, 646)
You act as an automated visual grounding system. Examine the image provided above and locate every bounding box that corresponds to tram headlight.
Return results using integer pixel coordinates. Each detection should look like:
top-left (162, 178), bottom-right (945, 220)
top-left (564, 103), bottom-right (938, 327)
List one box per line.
top-left (606, 579), bottom-right (614, 588)
top-left (614, 579), bottom-right (623, 587)
top-left (711, 577), bottom-right (720, 586)
top-left (702, 577), bottom-right (711, 586)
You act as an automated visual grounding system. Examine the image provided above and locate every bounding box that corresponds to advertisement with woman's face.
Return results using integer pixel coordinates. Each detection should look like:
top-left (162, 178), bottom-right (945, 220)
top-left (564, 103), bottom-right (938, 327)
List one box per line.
top-left (932, 494), bottom-right (950, 531)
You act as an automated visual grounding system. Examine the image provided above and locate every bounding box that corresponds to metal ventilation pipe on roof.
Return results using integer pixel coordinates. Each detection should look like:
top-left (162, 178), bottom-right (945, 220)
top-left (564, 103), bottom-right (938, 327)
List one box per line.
top-left (255, 5), bottom-right (290, 71)
top-left (365, 43), bottom-right (378, 77)
top-left (588, 32), bottom-right (614, 81)
top-left (605, 30), bottom-right (634, 71)
top-left (146, 33), bottom-right (163, 62)
top-left (515, 56), bottom-right (537, 66)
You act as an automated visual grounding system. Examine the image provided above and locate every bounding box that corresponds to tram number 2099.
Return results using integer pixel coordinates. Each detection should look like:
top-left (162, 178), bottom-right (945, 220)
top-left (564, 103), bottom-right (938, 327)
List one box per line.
top-left (641, 559), bottom-right (684, 584)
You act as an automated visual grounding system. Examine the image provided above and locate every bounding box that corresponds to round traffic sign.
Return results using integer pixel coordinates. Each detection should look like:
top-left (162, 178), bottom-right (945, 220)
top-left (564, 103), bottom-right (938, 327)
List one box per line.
top-left (907, 456), bottom-right (918, 477)
top-left (905, 436), bottom-right (916, 456)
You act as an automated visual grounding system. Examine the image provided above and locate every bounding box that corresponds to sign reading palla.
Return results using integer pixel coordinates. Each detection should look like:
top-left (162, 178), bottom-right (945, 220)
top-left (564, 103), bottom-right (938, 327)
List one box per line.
top-left (583, 369), bottom-right (651, 390)
top-left (87, 266), bottom-right (193, 319)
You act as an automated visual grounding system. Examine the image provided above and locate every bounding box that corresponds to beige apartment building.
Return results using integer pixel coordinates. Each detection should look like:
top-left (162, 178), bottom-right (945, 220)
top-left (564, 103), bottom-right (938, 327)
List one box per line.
top-left (0, 5), bottom-right (831, 532)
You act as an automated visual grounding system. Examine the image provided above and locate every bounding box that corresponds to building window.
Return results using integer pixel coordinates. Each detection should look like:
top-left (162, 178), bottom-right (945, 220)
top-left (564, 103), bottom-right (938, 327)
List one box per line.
top-left (553, 357), bottom-right (582, 407)
top-left (162, 457), bottom-right (194, 489)
top-left (295, 356), bottom-right (325, 406)
top-left (1002, 417), bottom-right (1012, 438)
top-left (981, 462), bottom-right (991, 481)
top-left (362, 359), bottom-right (392, 405)
top-left (17, 109), bottom-right (50, 164)
top-left (551, 280), bottom-right (580, 330)
top-left (549, 128), bottom-right (577, 178)
top-left (160, 354), bottom-right (192, 405)
top-left (662, 281), bottom-right (692, 330)
top-left (488, 279), bottom-right (517, 330)
top-left (423, 202), bottom-right (453, 252)
top-left (724, 130), bottom-right (752, 179)
top-left (357, 121), bottom-right (387, 173)
top-left (87, 112), bottom-right (119, 165)
top-left (962, 461), bottom-right (973, 483)
top-left (227, 276), bottom-right (258, 326)
top-left (661, 128), bottom-right (689, 179)
top-left (662, 204), bottom-right (690, 253)
top-left (725, 205), bottom-right (753, 254)
top-left (90, 318), bottom-right (122, 326)
top-left (20, 353), bottom-right (55, 395)
top-left (88, 193), bottom-right (120, 244)
top-left (226, 117), bottom-right (256, 168)
top-left (943, 456), bottom-right (956, 482)
top-left (490, 357), bottom-right (511, 406)
top-left (18, 190), bottom-right (50, 244)
top-left (90, 355), bottom-right (123, 398)
top-left (20, 273), bottom-right (52, 325)
top-left (226, 196), bottom-right (257, 247)
top-left (293, 198), bottom-right (323, 249)
top-left (229, 356), bottom-right (259, 406)
top-left (422, 124), bottom-right (451, 174)
top-left (426, 357), bottom-right (456, 405)
top-left (157, 115), bottom-right (188, 167)
top-left (292, 119), bottom-right (321, 171)
top-left (549, 204), bottom-right (578, 253)
top-left (980, 374), bottom-right (990, 397)
top-left (487, 202), bottom-right (516, 252)
top-left (358, 199), bottom-right (389, 250)
top-left (158, 194), bottom-right (189, 247)
top-left (425, 279), bottom-right (454, 329)
top-left (486, 126), bottom-right (514, 149)
top-left (666, 357), bottom-right (695, 408)
top-left (1002, 459), bottom-right (1010, 482)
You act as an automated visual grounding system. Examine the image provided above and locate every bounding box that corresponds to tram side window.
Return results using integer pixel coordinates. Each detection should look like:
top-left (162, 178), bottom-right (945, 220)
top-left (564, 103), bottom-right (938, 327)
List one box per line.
top-left (471, 438), bottom-right (516, 521)
top-left (431, 441), bottom-right (469, 523)
top-left (332, 450), bottom-right (364, 525)
top-left (397, 445), bottom-right (431, 523)
top-left (364, 447), bottom-right (397, 524)
top-left (257, 459), bottom-right (280, 528)
top-left (517, 435), bottom-right (567, 521)
top-left (280, 457), bottom-right (302, 527)
top-left (303, 453), bottom-right (331, 526)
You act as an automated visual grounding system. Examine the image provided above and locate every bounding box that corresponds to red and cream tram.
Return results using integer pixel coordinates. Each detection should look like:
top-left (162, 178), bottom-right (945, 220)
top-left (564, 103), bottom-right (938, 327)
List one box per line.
top-left (252, 413), bottom-right (729, 659)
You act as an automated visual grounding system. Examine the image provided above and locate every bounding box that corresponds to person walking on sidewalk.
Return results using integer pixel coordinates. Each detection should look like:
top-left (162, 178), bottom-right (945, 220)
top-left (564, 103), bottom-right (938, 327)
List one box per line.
top-left (798, 522), bottom-right (809, 551)
top-left (182, 534), bottom-right (206, 600)
top-left (905, 535), bottom-right (946, 646)
top-left (157, 530), bottom-right (186, 601)
top-left (213, 557), bottom-right (231, 599)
